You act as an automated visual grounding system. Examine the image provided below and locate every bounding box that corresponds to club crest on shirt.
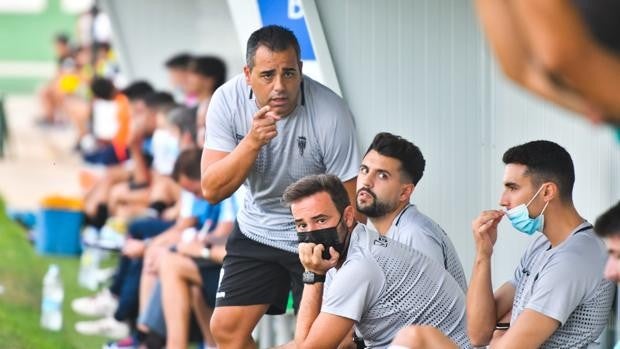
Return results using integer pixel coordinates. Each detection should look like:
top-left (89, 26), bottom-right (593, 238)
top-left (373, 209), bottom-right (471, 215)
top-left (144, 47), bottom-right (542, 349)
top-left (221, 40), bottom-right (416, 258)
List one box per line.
top-left (297, 136), bottom-right (307, 156)
top-left (373, 235), bottom-right (389, 247)
top-left (235, 133), bottom-right (244, 144)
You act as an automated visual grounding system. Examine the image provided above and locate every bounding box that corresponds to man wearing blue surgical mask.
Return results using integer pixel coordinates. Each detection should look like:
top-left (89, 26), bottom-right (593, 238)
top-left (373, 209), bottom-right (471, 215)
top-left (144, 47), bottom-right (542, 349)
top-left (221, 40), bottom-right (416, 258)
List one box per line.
top-left (388, 140), bottom-right (615, 349)
top-left (466, 140), bottom-right (614, 348)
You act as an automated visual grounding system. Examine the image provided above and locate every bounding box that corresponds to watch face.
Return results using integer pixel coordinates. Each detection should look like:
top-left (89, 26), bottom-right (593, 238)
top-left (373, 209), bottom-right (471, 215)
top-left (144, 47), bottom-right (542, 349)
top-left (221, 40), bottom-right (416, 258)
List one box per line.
top-left (303, 271), bottom-right (315, 284)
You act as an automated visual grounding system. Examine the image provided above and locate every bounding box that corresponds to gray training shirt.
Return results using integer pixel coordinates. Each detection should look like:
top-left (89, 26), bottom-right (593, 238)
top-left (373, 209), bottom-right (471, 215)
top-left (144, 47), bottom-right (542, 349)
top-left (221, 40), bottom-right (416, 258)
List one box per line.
top-left (323, 224), bottom-right (471, 349)
top-left (510, 222), bottom-right (615, 348)
top-left (373, 204), bottom-right (468, 292)
top-left (205, 74), bottom-right (361, 253)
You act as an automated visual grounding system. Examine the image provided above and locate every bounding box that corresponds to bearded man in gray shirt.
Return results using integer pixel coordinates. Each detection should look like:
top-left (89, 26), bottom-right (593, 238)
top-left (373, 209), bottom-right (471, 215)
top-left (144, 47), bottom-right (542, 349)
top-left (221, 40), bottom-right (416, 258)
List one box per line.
top-left (357, 132), bottom-right (467, 292)
top-left (284, 174), bottom-right (471, 349)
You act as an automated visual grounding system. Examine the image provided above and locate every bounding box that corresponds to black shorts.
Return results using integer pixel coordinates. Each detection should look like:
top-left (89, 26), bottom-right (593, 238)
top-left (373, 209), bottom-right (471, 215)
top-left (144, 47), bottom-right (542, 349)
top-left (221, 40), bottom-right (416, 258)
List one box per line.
top-left (215, 222), bottom-right (303, 315)
top-left (191, 258), bottom-right (221, 308)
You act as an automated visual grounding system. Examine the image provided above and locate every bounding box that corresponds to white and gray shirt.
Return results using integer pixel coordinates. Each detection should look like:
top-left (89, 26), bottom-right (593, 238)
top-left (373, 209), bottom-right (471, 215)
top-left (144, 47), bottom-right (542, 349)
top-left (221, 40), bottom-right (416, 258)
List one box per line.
top-left (372, 204), bottom-right (467, 292)
top-left (205, 74), bottom-right (361, 252)
top-left (510, 222), bottom-right (615, 348)
top-left (323, 224), bottom-right (471, 349)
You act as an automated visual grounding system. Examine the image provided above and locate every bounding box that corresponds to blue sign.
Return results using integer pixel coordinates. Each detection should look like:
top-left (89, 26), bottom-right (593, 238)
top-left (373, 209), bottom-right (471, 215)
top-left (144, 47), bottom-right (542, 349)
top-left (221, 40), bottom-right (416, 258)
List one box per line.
top-left (257, 0), bottom-right (316, 60)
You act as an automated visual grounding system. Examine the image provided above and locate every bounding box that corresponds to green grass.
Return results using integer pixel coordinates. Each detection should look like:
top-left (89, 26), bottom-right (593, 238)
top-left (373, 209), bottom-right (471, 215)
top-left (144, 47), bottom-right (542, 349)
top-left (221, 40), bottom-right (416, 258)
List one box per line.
top-left (0, 200), bottom-right (108, 349)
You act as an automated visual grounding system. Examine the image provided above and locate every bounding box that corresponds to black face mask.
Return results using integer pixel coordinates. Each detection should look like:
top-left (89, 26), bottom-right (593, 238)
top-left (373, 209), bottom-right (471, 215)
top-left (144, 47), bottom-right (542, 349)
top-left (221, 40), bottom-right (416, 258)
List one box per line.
top-left (297, 226), bottom-right (345, 260)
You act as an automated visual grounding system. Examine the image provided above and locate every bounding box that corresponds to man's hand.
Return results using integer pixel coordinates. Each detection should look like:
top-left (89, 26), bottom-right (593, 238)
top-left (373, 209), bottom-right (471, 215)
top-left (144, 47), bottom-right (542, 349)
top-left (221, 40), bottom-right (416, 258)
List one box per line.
top-left (472, 210), bottom-right (504, 258)
top-left (127, 115), bottom-right (147, 147)
top-left (122, 238), bottom-right (146, 258)
top-left (247, 106), bottom-right (280, 148)
top-left (299, 243), bottom-right (339, 275)
top-left (176, 240), bottom-right (205, 258)
top-left (144, 245), bottom-right (167, 273)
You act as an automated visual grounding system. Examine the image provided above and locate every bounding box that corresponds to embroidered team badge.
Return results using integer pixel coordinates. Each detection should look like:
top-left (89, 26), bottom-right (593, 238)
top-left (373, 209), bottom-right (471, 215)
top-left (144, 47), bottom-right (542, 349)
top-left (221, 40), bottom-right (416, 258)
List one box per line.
top-left (373, 236), bottom-right (389, 247)
top-left (297, 136), bottom-right (307, 156)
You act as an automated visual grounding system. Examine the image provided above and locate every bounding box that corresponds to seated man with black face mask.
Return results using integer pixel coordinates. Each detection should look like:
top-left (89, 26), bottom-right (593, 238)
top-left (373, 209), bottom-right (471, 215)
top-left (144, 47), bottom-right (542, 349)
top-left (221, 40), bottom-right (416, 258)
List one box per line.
top-left (283, 174), bottom-right (471, 349)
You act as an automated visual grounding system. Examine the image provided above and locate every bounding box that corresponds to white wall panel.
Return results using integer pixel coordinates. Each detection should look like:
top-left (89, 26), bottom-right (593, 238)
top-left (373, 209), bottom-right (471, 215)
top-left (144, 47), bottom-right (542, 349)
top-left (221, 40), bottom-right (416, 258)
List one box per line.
top-left (309, 0), bottom-right (620, 285)
top-left (101, 0), bottom-right (243, 90)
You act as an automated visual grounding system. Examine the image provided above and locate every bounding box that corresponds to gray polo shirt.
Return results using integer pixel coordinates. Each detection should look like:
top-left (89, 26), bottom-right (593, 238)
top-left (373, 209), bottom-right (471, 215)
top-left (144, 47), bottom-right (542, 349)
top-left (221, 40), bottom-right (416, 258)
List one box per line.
top-left (375, 204), bottom-right (468, 292)
top-left (510, 222), bottom-right (615, 348)
top-left (323, 224), bottom-right (471, 349)
top-left (205, 74), bottom-right (361, 253)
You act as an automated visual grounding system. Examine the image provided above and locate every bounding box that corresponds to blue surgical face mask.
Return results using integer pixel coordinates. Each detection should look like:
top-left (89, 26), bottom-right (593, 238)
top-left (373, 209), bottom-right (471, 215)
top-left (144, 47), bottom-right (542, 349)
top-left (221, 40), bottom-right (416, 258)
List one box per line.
top-left (152, 129), bottom-right (180, 175)
top-left (505, 185), bottom-right (550, 236)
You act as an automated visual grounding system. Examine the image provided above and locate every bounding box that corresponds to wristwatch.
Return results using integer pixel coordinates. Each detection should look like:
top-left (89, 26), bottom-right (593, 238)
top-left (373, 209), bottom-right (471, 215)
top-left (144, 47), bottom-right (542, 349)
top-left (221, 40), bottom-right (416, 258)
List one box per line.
top-left (302, 271), bottom-right (326, 284)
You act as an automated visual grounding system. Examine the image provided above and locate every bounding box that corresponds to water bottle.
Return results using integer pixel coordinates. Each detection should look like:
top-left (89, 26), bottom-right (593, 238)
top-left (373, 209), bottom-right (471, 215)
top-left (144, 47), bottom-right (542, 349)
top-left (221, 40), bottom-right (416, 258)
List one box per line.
top-left (78, 247), bottom-right (102, 290)
top-left (41, 264), bottom-right (64, 331)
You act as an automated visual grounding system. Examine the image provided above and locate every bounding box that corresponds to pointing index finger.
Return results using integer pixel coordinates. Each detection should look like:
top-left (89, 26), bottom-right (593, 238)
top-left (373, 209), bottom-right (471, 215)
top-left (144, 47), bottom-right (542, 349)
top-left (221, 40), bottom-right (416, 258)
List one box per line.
top-left (254, 105), bottom-right (271, 119)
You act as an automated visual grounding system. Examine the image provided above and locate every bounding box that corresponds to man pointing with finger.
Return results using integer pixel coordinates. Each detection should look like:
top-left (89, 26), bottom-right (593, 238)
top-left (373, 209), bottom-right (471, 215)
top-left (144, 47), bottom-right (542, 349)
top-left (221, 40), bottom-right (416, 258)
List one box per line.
top-left (200, 25), bottom-right (361, 348)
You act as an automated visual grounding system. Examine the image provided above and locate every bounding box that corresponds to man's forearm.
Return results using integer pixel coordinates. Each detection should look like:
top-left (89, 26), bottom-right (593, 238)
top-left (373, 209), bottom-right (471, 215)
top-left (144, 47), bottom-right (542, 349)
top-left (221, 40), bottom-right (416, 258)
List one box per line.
top-left (512, 0), bottom-right (620, 117)
top-left (476, 0), bottom-right (591, 116)
top-left (466, 255), bottom-right (496, 346)
top-left (475, 0), bottom-right (529, 81)
top-left (295, 283), bottom-right (324, 346)
top-left (201, 139), bottom-right (260, 203)
top-left (129, 143), bottom-right (150, 185)
top-left (554, 43), bottom-right (620, 116)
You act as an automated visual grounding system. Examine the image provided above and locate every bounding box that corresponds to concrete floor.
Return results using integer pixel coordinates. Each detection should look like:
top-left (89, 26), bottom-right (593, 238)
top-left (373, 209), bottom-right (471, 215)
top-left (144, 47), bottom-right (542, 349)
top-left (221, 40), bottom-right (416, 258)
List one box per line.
top-left (0, 95), bottom-right (82, 209)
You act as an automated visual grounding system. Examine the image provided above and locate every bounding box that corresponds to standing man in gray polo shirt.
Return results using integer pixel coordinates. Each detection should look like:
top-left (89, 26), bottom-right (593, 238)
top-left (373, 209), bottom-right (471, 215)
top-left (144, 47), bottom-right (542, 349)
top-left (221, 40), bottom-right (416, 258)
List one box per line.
top-left (200, 25), bottom-right (360, 348)
top-left (357, 132), bottom-right (467, 292)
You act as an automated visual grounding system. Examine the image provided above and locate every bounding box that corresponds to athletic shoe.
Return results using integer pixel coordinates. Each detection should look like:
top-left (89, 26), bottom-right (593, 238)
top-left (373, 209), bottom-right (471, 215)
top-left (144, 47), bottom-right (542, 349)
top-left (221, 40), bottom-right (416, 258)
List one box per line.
top-left (102, 335), bottom-right (138, 349)
top-left (71, 288), bottom-right (118, 317)
top-left (75, 316), bottom-right (130, 339)
top-left (97, 224), bottom-right (126, 250)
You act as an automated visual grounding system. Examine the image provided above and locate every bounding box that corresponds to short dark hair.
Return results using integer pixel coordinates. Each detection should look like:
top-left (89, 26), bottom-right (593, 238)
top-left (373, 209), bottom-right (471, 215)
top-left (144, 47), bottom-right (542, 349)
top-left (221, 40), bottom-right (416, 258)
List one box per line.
top-left (90, 78), bottom-right (115, 100)
top-left (122, 81), bottom-right (154, 101)
top-left (55, 33), bottom-right (70, 45)
top-left (165, 53), bottom-right (193, 69)
top-left (502, 140), bottom-right (575, 201)
top-left (365, 132), bottom-right (425, 185)
top-left (167, 106), bottom-right (197, 141)
top-left (246, 25), bottom-right (300, 69)
top-left (171, 148), bottom-right (202, 181)
top-left (595, 202), bottom-right (620, 238)
top-left (188, 56), bottom-right (227, 90)
top-left (282, 174), bottom-right (350, 215)
top-left (143, 91), bottom-right (175, 111)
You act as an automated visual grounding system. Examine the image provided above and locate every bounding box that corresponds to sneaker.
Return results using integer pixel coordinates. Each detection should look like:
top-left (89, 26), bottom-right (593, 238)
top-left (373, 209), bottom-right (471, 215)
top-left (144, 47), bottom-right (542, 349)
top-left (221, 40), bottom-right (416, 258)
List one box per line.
top-left (75, 316), bottom-right (130, 339)
top-left (72, 288), bottom-right (118, 317)
top-left (82, 226), bottom-right (100, 246)
top-left (102, 335), bottom-right (138, 349)
top-left (97, 222), bottom-right (126, 250)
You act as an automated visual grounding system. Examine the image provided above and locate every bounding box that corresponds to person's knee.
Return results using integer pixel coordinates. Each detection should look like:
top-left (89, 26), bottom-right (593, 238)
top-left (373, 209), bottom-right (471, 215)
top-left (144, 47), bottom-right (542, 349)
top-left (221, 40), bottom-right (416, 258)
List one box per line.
top-left (392, 326), bottom-right (430, 348)
top-left (159, 251), bottom-right (181, 279)
top-left (210, 308), bottom-right (238, 341)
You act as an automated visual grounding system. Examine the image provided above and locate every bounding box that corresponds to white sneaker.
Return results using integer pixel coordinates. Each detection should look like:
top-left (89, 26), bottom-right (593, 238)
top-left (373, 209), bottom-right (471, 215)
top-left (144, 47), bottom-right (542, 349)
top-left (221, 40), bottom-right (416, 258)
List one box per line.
top-left (97, 224), bottom-right (126, 250)
top-left (82, 226), bottom-right (100, 246)
top-left (72, 288), bottom-right (118, 317)
top-left (75, 316), bottom-right (130, 339)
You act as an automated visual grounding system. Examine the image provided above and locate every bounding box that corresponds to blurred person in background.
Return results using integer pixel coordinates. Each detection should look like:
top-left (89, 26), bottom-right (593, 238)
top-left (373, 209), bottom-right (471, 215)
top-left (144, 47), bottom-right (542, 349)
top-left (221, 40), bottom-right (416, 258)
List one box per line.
top-left (164, 53), bottom-right (193, 105)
